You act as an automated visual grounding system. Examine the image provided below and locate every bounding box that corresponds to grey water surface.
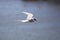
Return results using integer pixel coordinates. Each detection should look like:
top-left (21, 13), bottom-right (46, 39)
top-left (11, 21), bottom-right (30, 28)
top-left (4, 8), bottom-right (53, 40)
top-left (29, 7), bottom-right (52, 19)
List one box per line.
top-left (0, 0), bottom-right (60, 40)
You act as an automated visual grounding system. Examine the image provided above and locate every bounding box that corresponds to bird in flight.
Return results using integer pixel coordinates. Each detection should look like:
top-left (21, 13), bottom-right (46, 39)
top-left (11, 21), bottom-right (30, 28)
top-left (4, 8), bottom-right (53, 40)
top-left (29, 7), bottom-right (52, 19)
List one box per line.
top-left (16, 12), bottom-right (37, 23)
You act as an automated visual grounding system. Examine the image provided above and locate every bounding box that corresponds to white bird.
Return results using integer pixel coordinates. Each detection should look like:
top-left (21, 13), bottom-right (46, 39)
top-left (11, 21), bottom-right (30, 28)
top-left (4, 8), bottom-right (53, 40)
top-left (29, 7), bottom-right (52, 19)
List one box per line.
top-left (16, 12), bottom-right (37, 23)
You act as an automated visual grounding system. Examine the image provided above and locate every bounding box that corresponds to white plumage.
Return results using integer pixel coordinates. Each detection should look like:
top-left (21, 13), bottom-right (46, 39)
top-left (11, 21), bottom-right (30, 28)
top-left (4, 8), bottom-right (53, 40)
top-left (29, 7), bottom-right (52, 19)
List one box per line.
top-left (16, 12), bottom-right (35, 22)
top-left (22, 12), bottom-right (33, 20)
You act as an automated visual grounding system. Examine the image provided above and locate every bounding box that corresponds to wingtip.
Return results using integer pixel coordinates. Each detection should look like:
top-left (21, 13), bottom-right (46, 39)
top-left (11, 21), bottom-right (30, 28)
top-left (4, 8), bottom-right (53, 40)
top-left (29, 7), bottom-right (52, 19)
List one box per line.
top-left (22, 12), bottom-right (30, 14)
top-left (16, 20), bottom-right (21, 21)
top-left (22, 11), bottom-right (27, 13)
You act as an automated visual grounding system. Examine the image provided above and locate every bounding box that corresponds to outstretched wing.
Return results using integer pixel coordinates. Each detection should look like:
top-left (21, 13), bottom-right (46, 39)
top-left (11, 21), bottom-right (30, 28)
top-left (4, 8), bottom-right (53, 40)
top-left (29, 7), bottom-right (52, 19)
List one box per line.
top-left (16, 12), bottom-right (34, 23)
top-left (22, 12), bottom-right (33, 20)
top-left (16, 20), bottom-right (28, 22)
top-left (21, 20), bottom-right (28, 22)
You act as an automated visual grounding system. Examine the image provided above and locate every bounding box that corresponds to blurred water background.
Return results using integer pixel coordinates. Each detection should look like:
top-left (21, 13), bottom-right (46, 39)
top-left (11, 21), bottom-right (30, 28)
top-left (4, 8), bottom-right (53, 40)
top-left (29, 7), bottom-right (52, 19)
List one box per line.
top-left (0, 0), bottom-right (60, 40)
